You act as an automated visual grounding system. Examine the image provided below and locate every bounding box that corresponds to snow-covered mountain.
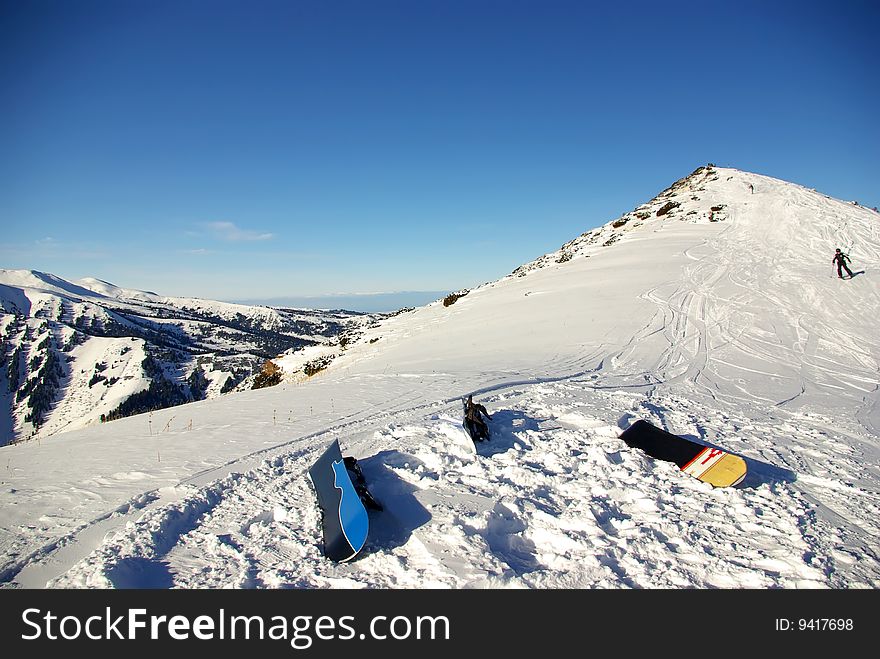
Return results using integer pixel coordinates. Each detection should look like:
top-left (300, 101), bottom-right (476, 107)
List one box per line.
top-left (0, 271), bottom-right (379, 444)
top-left (2, 165), bottom-right (878, 589)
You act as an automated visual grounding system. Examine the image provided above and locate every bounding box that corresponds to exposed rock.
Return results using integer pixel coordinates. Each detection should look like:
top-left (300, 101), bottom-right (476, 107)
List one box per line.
top-left (657, 201), bottom-right (680, 216)
top-left (556, 251), bottom-right (573, 263)
top-left (252, 360), bottom-right (282, 389)
top-left (304, 354), bottom-right (334, 377)
top-left (443, 290), bottom-right (469, 307)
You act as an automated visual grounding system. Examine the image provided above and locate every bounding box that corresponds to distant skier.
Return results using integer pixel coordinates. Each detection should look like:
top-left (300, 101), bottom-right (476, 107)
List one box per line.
top-left (464, 395), bottom-right (492, 441)
top-left (832, 248), bottom-right (854, 279)
top-left (749, 183), bottom-right (754, 194)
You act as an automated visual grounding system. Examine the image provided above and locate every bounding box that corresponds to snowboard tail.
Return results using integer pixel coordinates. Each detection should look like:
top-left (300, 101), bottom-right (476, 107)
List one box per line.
top-left (308, 439), bottom-right (370, 562)
top-left (619, 420), bottom-right (747, 487)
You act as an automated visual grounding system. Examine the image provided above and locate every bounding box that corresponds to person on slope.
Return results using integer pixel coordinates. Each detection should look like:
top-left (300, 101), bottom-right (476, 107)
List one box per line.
top-left (832, 248), bottom-right (854, 279)
top-left (465, 395), bottom-right (493, 441)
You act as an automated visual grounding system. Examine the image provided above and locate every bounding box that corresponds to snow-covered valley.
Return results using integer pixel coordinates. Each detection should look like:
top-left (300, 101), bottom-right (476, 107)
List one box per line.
top-left (0, 270), bottom-right (376, 444)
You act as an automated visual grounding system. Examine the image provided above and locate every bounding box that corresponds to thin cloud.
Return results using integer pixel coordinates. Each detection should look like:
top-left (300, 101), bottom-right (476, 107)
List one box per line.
top-left (201, 221), bottom-right (273, 242)
top-left (5, 238), bottom-right (108, 260)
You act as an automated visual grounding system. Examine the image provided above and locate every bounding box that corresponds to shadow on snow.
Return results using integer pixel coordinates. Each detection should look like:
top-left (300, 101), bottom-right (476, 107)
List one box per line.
top-left (353, 450), bottom-right (432, 557)
top-left (105, 556), bottom-right (174, 589)
top-left (477, 409), bottom-right (556, 458)
top-left (618, 409), bottom-right (796, 489)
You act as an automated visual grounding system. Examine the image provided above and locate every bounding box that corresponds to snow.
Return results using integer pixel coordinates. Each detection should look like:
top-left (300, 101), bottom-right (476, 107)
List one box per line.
top-left (79, 277), bottom-right (291, 333)
top-left (76, 277), bottom-right (162, 303)
top-left (272, 345), bottom-right (339, 382)
top-left (1, 166), bottom-right (879, 589)
top-left (37, 336), bottom-right (152, 436)
top-left (0, 269), bottom-right (367, 445)
top-left (0, 270), bottom-right (107, 302)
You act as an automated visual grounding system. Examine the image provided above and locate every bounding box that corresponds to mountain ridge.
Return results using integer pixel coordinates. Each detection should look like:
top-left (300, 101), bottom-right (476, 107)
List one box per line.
top-left (0, 271), bottom-right (380, 444)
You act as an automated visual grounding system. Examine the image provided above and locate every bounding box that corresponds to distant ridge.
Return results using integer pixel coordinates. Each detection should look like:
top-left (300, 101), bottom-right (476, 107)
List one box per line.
top-left (0, 270), bottom-right (378, 444)
top-left (236, 291), bottom-right (448, 313)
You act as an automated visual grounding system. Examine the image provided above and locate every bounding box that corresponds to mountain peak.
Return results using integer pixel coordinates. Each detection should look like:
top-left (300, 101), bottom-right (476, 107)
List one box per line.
top-left (0, 268), bottom-right (109, 300)
top-left (510, 164), bottom-right (877, 279)
top-left (76, 277), bottom-right (161, 302)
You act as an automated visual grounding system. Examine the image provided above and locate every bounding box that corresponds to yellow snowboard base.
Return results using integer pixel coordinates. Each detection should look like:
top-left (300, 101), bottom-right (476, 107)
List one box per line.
top-left (681, 448), bottom-right (747, 487)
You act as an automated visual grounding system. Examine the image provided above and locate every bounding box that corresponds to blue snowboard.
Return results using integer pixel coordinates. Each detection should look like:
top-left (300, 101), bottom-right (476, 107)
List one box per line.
top-left (308, 439), bottom-right (369, 562)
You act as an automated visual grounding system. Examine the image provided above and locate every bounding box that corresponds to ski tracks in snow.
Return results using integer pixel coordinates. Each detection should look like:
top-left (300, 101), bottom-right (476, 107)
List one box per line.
top-left (51, 380), bottom-right (866, 589)
top-left (13, 173), bottom-right (880, 589)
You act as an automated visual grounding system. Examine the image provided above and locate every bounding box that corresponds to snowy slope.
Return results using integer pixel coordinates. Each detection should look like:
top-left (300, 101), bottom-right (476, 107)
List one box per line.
top-left (0, 271), bottom-right (375, 444)
top-left (2, 166), bottom-right (878, 589)
top-left (76, 277), bottom-right (163, 303)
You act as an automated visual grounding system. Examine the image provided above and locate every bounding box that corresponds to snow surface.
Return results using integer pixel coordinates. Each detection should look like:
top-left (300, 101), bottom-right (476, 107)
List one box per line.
top-left (36, 336), bottom-right (151, 437)
top-left (0, 270), bottom-right (369, 443)
top-left (1, 167), bottom-right (879, 589)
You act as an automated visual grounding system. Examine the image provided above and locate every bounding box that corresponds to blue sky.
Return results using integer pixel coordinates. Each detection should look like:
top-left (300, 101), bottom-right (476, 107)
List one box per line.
top-left (2, 0), bottom-right (877, 306)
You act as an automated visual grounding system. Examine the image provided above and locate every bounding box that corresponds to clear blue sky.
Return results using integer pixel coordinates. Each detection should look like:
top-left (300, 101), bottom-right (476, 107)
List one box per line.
top-left (2, 0), bottom-right (877, 302)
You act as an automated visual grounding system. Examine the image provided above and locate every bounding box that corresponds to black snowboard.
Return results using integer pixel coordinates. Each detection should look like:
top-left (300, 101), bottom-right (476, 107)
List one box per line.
top-left (619, 420), bottom-right (707, 468)
top-left (618, 420), bottom-right (747, 487)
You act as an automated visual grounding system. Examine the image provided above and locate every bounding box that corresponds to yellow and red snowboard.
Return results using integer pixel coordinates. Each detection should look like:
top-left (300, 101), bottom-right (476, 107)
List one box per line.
top-left (619, 420), bottom-right (747, 487)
